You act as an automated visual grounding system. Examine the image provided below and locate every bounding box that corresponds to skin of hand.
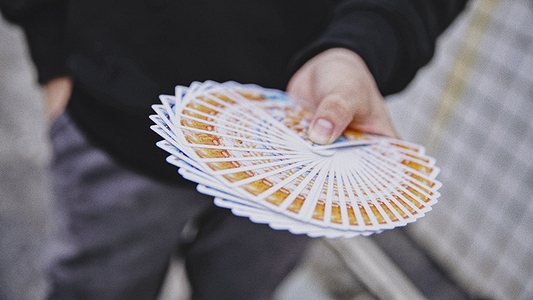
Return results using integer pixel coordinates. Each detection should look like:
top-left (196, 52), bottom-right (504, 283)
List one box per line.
top-left (287, 48), bottom-right (400, 144)
top-left (42, 76), bottom-right (73, 121)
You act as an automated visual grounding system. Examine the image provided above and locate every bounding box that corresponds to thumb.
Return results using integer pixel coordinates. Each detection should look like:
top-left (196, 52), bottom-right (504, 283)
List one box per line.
top-left (307, 94), bottom-right (356, 145)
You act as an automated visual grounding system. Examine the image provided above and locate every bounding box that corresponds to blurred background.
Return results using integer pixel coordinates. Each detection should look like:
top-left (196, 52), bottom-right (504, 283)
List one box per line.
top-left (1, 0), bottom-right (531, 299)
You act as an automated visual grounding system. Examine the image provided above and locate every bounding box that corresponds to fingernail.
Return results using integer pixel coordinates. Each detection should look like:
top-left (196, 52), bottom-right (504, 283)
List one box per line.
top-left (308, 118), bottom-right (334, 144)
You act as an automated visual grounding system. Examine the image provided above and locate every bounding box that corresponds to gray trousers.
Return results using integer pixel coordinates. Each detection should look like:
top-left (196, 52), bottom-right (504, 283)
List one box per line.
top-left (46, 112), bottom-right (309, 300)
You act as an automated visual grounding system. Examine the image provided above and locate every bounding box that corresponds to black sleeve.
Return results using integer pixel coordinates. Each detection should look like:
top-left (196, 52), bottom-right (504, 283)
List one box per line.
top-left (0, 0), bottom-right (68, 83)
top-left (290, 0), bottom-right (469, 96)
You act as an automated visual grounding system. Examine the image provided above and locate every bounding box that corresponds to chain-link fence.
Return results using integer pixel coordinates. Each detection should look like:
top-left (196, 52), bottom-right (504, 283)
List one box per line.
top-left (387, 1), bottom-right (533, 299)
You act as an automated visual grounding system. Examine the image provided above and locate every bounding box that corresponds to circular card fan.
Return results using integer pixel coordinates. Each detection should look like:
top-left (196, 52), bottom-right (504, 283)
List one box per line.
top-left (149, 81), bottom-right (441, 238)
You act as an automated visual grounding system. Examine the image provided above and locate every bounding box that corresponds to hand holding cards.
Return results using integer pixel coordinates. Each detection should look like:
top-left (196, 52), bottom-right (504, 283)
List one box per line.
top-left (149, 81), bottom-right (441, 238)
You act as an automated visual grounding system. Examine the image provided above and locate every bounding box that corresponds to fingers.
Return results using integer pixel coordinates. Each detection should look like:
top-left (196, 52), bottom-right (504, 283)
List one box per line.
top-left (307, 91), bottom-right (400, 143)
top-left (43, 77), bottom-right (73, 121)
top-left (288, 48), bottom-right (400, 144)
top-left (348, 96), bottom-right (400, 139)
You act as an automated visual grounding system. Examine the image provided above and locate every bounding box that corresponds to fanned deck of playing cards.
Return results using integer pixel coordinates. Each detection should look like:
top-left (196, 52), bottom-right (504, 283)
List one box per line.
top-left (149, 81), bottom-right (441, 238)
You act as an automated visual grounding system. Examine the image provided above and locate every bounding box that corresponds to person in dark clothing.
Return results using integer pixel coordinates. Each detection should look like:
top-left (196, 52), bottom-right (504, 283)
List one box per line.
top-left (0, 1), bottom-right (468, 299)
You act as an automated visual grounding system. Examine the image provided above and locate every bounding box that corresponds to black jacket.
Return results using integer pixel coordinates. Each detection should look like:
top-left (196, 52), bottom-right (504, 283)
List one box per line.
top-left (1, 0), bottom-right (468, 183)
